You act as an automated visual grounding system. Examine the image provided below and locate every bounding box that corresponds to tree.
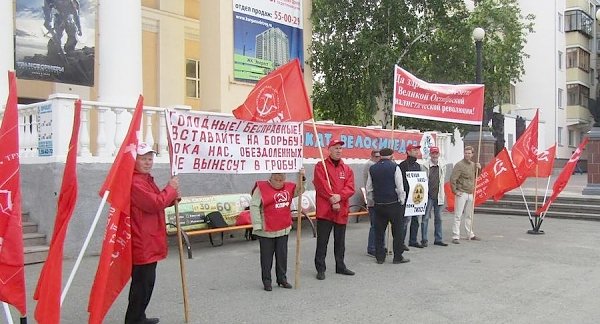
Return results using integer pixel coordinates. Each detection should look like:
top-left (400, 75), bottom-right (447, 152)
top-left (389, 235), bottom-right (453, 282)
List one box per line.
top-left (309, 0), bottom-right (534, 134)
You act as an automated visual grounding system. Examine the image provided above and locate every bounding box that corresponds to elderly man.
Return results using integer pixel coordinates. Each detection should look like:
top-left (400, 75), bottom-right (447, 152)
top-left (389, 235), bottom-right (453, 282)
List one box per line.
top-left (398, 143), bottom-right (425, 250)
top-left (366, 148), bottom-right (409, 264)
top-left (313, 139), bottom-right (355, 280)
top-left (450, 145), bottom-right (481, 244)
top-left (421, 146), bottom-right (448, 246)
top-left (362, 149), bottom-right (381, 257)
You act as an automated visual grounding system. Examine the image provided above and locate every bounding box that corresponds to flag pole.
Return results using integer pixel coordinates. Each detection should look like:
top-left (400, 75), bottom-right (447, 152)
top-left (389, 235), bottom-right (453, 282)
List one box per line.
top-left (61, 191), bottom-right (109, 304)
top-left (470, 123), bottom-right (483, 233)
top-left (3, 303), bottom-right (14, 324)
top-left (518, 186), bottom-right (536, 230)
top-left (294, 172), bottom-right (304, 289)
top-left (387, 113), bottom-right (396, 255)
top-left (310, 121), bottom-right (333, 190)
top-left (174, 199), bottom-right (190, 323)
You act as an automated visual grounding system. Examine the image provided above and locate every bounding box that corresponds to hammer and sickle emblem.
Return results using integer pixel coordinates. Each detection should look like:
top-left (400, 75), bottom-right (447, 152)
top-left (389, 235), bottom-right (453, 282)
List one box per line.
top-left (412, 184), bottom-right (425, 205)
top-left (537, 151), bottom-right (549, 162)
top-left (0, 190), bottom-right (12, 214)
top-left (256, 86), bottom-right (280, 117)
top-left (493, 159), bottom-right (507, 177)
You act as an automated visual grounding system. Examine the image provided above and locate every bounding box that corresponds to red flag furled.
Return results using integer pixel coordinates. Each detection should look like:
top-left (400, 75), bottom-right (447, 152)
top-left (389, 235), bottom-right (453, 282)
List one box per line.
top-left (0, 71), bottom-right (27, 315)
top-left (536, 138), bottom-right (589, 215)
top-left (511, 110), bottom-right (539, 184)
top-left (445, 148), bottom-right (518, 212)
top-left (527, 145), bottom-right (557, 178)
top-left (232, 58), bottom-right (313, 122)
top-left (88, 95), bottom-right (144, 324)
top-left (33, 100), bottom-right (81, 323)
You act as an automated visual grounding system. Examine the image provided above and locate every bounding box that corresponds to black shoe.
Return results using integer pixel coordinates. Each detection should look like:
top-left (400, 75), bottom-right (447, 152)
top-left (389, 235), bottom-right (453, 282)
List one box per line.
top-left (401, 245), bottom-right (410, 251)
top-left (421, 241), bottom-right (428, 247)
top-left (367, 252), bottom-right (376, 258)
top-left (316, 272), bottom-right (325, 280)
top-left (277, 281), bottom-right (293, 289)
top-left (393, 258), bottom-right (410, 264)
top-left (409, 242), bottom-right (424, 248)
top-left (142, 318), bottom-right (160, 324)
top-left (376, 259), bottom-right (385, 264)
top-left (263, 284), bottom-right (272, 291)
top-left (434, 241), bottom-right (448, 246)
top-left (336, 268), bottom-right (355, 276)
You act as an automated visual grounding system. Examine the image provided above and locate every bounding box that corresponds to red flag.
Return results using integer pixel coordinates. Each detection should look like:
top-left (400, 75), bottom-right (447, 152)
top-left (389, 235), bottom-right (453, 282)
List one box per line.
top-left (511, 110), bottom-right (539, 184)
top-left (33, 100), bottom-right (81, 323)
top-left (232, 58), bottom-right (313, 122)
top-left (527, 145), bottom-right (557, 178)
top-left (536, 138), bottom-right (588, 215)
top-left (0, 71), bottom-right (26, 315)
top-left (477, 148), bottom-right (519, 203)
top-left (88, 95), bottom-right (144, 324)
top-left (444, 182), bottom-right (455, 212)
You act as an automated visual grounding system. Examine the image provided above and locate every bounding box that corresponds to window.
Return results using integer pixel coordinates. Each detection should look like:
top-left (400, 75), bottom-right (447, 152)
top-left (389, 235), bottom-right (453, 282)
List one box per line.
top-left (186, 59), bottom-right (200, 98)
top-left (509, 84), bottom-right (516, 104)
top-left (558, 127), bottom-right (563, 146)
top-left (558, 50), bottom-right (563, 69)
top-left (558, 88), bottom-right (564, 109)
top-left (568, 129), bottom-right (576, 146)
top-left (567, 84), bottom-right (590, 107)
top-left (558, 12), bottom-right (564, 32)
top-left (564, 10), bottom-right (593, 37)
top-left (566, 47), bottom-right (591, 71)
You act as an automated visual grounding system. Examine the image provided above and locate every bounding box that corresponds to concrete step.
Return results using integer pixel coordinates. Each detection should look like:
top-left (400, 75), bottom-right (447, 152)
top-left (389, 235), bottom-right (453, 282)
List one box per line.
top-left (475, 206), bottom-right (600, 221)
top-left (24, 245), bottom-right (50, 265)
top-left (22, 221), bottom-right (38, 234)
top-left (23, 232), bottom-right (47, 247)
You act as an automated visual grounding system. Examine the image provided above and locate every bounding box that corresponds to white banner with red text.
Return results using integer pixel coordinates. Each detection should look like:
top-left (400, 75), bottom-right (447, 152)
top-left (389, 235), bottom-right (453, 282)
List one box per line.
top-left (405, 171), bottom-right (428, 216)
top-left (166, 109), bottom-right (303, 174)
top-left (393, 65), bottom-right (484, 125)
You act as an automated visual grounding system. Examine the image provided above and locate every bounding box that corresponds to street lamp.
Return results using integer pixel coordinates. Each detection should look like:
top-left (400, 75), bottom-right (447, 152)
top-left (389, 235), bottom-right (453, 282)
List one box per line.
top-left (472, 27), bottom-right (485, 84)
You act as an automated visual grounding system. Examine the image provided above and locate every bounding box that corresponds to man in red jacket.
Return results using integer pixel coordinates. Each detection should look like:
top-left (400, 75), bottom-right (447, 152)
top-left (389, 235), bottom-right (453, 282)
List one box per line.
top-left (313, 139), bottom-right (355, 280)
top-left (125, 143), bottom-right (180, 324)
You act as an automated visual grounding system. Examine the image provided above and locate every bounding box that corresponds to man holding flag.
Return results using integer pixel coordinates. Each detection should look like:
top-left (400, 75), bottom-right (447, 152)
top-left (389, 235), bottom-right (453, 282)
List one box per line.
top-left (450, 146), bottom-right (481, 244)
top-left (125, 143), bottom-right (180, 324)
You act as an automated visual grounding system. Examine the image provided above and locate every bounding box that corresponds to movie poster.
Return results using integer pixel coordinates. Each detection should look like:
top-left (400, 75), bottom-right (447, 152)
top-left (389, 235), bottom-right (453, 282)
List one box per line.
top-left (15, 0), bottom-right (96, 86)
top-left (233, 0), bottom-right (303, 82)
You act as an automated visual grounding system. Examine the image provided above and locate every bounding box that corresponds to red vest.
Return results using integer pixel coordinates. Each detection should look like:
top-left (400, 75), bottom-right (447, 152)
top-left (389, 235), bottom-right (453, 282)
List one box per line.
top-left (255, 181), bottom-right (296, 231)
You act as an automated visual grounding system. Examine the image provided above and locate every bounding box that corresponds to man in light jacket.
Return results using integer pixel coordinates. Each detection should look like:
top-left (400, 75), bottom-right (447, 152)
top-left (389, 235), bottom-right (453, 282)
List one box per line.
top-left (421, 146), bottom-right (448, 246)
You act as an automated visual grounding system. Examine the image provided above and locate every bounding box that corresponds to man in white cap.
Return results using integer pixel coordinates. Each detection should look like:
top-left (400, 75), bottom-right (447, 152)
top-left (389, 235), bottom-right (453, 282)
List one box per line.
top-left (421, 146), bottom-right (448, 246)
top-left (125, 143), bottom-right (180, 324)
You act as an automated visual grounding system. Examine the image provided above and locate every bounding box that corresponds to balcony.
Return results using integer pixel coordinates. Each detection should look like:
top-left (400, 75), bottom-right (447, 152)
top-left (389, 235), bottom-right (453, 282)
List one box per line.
top-left (566, 104), bottom-right (594, 128)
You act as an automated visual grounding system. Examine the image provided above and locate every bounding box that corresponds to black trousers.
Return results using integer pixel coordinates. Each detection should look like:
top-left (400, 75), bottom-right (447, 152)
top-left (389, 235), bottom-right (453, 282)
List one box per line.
top-left (258, 235), bottom-right (288, 285)
top-left (125, 262), bottom-right (157, 324)
top-left (314, 219), bottom-right (347, 273)
top-left (374, 202), bottom-right (404, 262)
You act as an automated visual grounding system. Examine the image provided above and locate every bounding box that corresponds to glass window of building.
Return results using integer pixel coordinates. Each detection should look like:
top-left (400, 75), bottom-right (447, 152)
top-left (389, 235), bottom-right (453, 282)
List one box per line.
top-left (558, 88), bottom-right (563, 109)
top-left (567, 84), bottom-right (590, 107)
top-left (186, 59), bottom-right (200, 98)
top-left (558, 50), bottom-right (563, 69)
top-left (558, 12), bottom-right (564, 32)
top-left (557, 127), bottom-right (563, 146)
top-left (564, 10), bottom-right (593, 37)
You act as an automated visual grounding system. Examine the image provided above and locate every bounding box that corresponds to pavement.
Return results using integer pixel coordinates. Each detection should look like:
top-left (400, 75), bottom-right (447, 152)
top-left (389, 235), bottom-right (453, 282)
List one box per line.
top-left (11, 174), bottom-right (600, 323)
top-left (511, 173), bottom-right (591, 198)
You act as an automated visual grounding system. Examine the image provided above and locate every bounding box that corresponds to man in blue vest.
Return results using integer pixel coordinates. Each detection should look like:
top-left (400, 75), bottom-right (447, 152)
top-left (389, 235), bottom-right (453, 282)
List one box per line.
top-left (366, 148), bottom-right (410, 264)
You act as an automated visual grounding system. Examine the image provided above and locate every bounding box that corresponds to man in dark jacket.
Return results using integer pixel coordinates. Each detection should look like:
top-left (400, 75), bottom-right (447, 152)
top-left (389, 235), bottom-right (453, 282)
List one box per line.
top-left (366, 148), bottom-right (409, 264)
top-left (126, 143), bottom-right (180, 324)
top-left (398, 143), bottom-right (425, 250)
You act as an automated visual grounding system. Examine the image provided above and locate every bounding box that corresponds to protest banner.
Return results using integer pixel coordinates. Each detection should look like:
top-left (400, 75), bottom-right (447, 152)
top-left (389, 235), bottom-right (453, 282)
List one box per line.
top-left (404, 171), bottom-right (428, 216)
top-left (166, 110), bottom-right (303, 174)
top-left (393, 66), bottom-right (484, 125)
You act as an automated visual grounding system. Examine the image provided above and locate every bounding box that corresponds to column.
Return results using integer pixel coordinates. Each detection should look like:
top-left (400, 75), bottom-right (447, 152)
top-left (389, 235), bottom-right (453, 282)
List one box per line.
top-left (582, 128), bottom-right (600, 195)
top-left (463, 129), bottom-right (496, 167)
top-left (0, 0), bottom-right (14, 102)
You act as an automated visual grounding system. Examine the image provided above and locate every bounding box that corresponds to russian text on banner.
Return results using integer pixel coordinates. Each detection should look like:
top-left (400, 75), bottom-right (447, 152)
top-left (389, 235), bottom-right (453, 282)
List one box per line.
top-left (88, 96), bottom-right (144, 324)
top-left (232, 58), bottom-right (313, 123)
top-left (34, 100), bottom-right (81, 324)
top-left (393, 65), bottom-right (484, 125)
top-left (166, 109), bottom-right (303, 174)
top-left (0, 71), bottom-right (27, 316)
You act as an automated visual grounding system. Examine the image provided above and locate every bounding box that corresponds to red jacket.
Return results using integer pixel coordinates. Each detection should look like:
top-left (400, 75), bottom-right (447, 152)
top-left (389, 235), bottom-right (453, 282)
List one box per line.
top-left (313, 157), bottom-right (355, 224)
top-left (130, 171), bottom-right (178, 265)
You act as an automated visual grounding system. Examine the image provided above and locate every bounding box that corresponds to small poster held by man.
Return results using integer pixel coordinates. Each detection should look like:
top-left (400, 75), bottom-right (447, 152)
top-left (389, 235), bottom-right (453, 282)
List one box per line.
top-left (405, 171), bottom-right (428, 217)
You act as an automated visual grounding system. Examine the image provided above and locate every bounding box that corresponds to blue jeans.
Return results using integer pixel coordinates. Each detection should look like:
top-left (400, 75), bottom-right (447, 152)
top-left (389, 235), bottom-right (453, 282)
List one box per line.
top-left (367, 207), bottom-right (385, 254)
top-left (423, 197), bottom-right (443, 243)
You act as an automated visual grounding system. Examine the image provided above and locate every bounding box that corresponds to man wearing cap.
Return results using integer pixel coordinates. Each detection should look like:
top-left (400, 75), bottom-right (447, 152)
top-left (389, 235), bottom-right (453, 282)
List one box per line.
top-left (362, 149), bottom-right (382, 257)
top-left (366, 148), bottom-right (409, 264)
top-left (313, 139), bottom-right (356, 280)
top-left (421, 146), bottom-right (448, 246)
top-left (398, 143), bottom-right (426, 250)
top-left (126, 143), bottom-right (180, 324)
top-left (450, 145), bottom-right (482, 244)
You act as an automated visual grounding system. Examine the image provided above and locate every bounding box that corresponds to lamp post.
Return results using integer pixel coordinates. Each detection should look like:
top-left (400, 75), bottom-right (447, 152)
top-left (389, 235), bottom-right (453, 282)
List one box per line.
top-left (473, 27), bottom-right (485, 85)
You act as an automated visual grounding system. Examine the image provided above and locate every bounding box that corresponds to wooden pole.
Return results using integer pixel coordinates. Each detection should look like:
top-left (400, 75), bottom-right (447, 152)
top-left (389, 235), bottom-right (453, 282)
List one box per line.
top-left (174, 201), bottom-right (190, 323)
top-left (294, 172), bottom-right (304, 289)
top-left (469, 124), bottom-right (483, 233)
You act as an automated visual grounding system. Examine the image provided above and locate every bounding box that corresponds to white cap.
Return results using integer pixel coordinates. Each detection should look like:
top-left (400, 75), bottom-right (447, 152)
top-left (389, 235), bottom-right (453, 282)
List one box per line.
top-left (137, 142), bottom-right (156, 155)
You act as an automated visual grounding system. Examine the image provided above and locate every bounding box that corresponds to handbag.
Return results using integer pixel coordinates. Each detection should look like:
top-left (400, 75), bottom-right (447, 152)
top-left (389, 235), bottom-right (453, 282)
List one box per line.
top-left (205, 211), bottom-right (228, 246)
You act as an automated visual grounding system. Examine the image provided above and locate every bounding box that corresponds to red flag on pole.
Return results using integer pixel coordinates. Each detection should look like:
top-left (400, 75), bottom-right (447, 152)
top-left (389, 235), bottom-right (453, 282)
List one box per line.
top-left (527, 145), bottom-right (557, 178)
top-left (511, 110), bottom-right (539, 184)
top-left (88, 95), bottom-right (144, 324)
top-left (0, 71), bottom-right (27, 315)
top-left (33, 100), bottom-right (81, 323)
top-left (232, 58), bottom-right (313, 122)
top-left (444, 182), bottom-right (455, 212)
top-left (536, 138), bottom-right (589, 215)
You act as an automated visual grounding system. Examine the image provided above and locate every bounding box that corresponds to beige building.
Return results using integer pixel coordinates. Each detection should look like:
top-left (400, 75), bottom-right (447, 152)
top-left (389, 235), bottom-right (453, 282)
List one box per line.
top-left (12, 0), bottom-right (313, 114)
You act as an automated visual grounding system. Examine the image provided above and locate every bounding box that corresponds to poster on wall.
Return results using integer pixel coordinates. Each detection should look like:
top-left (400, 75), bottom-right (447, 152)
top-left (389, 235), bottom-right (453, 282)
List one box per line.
top-left (15, 0), bottom-right (96, 86)
top-left (232, 0), bottom-right (303, 82)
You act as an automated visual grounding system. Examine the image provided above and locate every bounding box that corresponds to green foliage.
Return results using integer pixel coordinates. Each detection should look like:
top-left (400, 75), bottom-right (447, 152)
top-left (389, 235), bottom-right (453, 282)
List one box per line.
top-left (309, 0), bottom-right (534, 133)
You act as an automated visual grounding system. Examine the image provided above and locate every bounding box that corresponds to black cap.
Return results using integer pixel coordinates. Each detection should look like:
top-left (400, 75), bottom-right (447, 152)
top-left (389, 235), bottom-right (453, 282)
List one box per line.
top-left (380, 148), bottom-right (394, 157)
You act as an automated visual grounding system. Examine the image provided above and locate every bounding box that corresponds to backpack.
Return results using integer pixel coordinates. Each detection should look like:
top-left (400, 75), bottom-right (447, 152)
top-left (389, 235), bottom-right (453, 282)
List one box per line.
top-left (205, 211), bottom-right (228, 246)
